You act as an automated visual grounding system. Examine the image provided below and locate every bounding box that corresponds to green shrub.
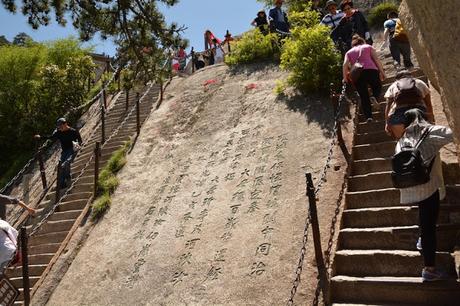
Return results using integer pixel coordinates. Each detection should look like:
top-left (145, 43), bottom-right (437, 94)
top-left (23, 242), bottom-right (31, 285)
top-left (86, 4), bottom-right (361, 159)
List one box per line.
top-left (91, 141), bottom-right (130, 221)
top-left (368, 1), bottom-right (399, 28)
top-left (91, 193), bottom-right (112, 221)
top-left (274, 80), bottom-right (287, 95)
top-left (280, 25), bottom-right (341, 93)
top-left (225, 30), bottom-right (280, 66)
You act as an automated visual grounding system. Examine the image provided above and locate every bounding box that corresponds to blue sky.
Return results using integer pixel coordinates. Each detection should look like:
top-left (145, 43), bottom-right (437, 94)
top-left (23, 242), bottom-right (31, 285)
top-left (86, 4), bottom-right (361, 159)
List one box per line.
top-left (0, 0), bottom-right (266, 55)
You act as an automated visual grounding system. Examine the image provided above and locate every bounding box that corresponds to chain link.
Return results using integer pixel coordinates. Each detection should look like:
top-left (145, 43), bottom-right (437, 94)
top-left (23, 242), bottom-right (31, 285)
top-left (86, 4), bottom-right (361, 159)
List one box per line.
top-left (29, 82), bottom-right (154, 237)
top-left (286, 82), bottom-right (348, 306)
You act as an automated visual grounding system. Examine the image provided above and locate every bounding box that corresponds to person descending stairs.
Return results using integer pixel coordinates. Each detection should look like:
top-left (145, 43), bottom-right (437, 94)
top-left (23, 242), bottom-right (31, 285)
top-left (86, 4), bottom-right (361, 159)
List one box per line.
top-left (330, 55), bottom-right (460, 305)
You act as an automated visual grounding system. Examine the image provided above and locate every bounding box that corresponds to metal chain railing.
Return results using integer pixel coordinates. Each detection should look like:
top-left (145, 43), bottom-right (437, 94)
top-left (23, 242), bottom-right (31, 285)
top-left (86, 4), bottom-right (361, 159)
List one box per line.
top-left (28, 82), bottom-right (154, 237)
top-left (287, 82), bottom-right (348, 306)
top-left (0, 66), bottom-right (121, 197)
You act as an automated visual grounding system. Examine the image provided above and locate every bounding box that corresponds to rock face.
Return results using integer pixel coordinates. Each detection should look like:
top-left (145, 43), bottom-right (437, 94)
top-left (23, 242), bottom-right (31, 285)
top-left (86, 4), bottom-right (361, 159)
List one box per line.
top-left (400, 0), bottom-right (460, 162)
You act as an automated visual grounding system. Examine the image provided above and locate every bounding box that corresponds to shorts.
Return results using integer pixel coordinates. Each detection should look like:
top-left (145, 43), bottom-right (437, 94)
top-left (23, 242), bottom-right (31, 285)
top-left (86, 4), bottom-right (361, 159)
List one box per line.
top-left (388, 105), bottom-right (426, 125)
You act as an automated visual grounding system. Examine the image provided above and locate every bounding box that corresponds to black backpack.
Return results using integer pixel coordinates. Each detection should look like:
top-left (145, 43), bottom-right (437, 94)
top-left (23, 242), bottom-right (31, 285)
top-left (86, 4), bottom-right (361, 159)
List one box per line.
top-left (394, 77), bottom-right (423, 106)
top-left (391, 127), bottom-right (434, 188)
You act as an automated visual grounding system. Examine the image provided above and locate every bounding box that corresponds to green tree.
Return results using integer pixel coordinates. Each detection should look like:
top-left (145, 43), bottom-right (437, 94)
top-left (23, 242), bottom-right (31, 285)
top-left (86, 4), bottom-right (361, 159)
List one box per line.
top-left (2, 1), bottom-right (187, 79)
top-left (0, 36), bottom-right (9, 46)
top-left (12, 32), bottom-right (34, 46)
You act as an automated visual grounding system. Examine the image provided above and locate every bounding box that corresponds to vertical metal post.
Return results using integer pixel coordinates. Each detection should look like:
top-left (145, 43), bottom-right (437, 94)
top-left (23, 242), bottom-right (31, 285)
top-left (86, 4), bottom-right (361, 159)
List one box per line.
top-left (94, 142), bottom-right (100, 196)
top-left (20, 227), bottom-right (30, 306)
top-left (102, 84), bottom-right (107, 109)
top-left (330, 84), bottom-right (351, 164)
top-left (305, 173), bottom-right (330, 305)
top-left (55, 162), bottom-right (62, 204)
top-left (125, 89), bottom-right (130, 112)
top-left (226, 30), bottom-right (232, 53)
top-left (136, 92), bottom-right (141, 136)
top-left (36, 150), bottom-right (47, 190)
top-left (117, 72), bottom-right (121, 92)
top-left (87, 76), bottom-right (91, 92)
top-left (101, 104), bottom-right (106, 144)
top-left (191, 47), bottom-right (195, 73)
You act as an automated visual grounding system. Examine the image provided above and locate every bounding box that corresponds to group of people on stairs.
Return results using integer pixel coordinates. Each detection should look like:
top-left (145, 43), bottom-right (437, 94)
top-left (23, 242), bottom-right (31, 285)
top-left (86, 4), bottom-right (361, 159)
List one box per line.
top-left (342, 19), bottom-right (453, 283)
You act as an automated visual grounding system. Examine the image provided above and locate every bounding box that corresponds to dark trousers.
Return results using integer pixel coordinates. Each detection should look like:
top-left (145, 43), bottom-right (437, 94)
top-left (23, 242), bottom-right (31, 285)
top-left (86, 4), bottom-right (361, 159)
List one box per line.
top-left (355, 69), bottom-right (382, 119)
top-left (418, 190), bottom-right (440, 267)
top-left (59, 148), bottom-right (74, 187)
top-left (389, 38), bottom-right (414, 68)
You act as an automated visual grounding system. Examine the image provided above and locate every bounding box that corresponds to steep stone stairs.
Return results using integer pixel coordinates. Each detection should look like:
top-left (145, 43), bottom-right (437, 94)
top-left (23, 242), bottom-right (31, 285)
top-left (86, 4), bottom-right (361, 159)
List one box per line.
top-left (330, 67), bottom-right (460, 305)
top-left (5, 84), bottom-right (161, 305)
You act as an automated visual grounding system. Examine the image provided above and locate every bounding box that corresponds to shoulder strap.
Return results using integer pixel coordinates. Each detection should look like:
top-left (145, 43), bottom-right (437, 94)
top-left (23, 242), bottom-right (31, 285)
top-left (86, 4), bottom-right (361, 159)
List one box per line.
top-left (357, 46), bottom-right (363, 62)
top-left (414, 127), bottom-right (432, 150)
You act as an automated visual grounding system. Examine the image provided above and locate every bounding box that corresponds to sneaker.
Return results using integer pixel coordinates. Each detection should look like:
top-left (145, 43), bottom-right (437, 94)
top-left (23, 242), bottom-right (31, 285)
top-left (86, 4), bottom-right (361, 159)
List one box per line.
top-left (366, 117), bottom-right (373, 123)
top-left (422, 268), bottom-right (448, 282)
top-left (416, 237), bottom-right (423, 252)
top-left (370, 96), bottom-right (381, 111)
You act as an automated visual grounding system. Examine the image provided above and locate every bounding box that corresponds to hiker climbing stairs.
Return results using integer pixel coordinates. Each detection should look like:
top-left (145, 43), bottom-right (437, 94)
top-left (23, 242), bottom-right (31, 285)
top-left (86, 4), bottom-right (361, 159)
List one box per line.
top-left (330, 58), bottom-right (460, 305)
top-left (4, 83), bottom-right (161, 305)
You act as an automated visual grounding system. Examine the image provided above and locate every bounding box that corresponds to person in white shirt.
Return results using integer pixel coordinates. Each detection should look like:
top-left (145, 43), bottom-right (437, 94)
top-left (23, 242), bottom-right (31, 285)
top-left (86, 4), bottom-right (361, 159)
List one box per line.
top-left (0, 219), bottom-right (18, 272)
top-left (320, 1), bottom-right (344, 29)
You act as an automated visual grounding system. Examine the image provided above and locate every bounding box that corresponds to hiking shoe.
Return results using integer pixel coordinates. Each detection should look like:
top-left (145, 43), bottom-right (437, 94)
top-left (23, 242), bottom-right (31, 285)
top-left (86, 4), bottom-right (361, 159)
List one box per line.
top-left (366, 117), bottom-right (373, 123)
top-left (416, 237), bottom-right (423, 252)
top-left (422, 268), bottom-right (448, 282)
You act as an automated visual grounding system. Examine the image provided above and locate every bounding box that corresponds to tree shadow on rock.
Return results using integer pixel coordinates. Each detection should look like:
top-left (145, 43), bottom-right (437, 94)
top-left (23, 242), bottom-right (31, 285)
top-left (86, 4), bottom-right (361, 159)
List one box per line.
top-left (276, 90), bottom-right (353, 138)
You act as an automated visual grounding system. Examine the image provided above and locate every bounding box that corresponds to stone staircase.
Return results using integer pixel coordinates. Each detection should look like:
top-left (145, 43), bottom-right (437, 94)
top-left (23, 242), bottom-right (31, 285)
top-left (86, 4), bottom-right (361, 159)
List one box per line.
top-left (330, 68), bottom-right (460, 305)
top-left (5, 84), bottom-right (161, 305)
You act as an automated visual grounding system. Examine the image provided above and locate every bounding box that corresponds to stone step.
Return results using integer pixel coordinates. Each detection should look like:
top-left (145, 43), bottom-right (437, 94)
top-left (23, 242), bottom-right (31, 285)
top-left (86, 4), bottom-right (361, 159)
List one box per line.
top-left (29, 219), bottom-right (75, 236)
top-left (346, 188), bottom-right (399, 209)
top-left (29, 231), bottom-right (68, 247)
top-left (5, 264), bottom-right (47, 278)
top-left (331, 275), bottom-right (460, 305)
top-left (334, 250), bottom-right (456, 278)
top-left (9, 276), bottom-right (40, 289)
top-left (344, 206), bottom-right (431, 228)
top-left (352, 157), bottom-right (392, 176)
top-left (357, 120), bottom-right (385, 134)
top-left (355, 130), bottom-right (393, 145)
top-left (348, 171), bottom-right (394, 192)
top-left (60, 192), bottom-right (92, 204)
top-left (28, 242), bottom-right (61, 255)
top-left (28, 253), bottom-right (54, 265)
top-left (55, 198), bottom-right (88, 212)
top-left (353, 141), bottom-right (396, 160)
top-left (358, 110), bottom-right (385, 123)
top-left (48, 210), bottom-right (82, 222)
top-left (339, 224), bottom-right (460, 251)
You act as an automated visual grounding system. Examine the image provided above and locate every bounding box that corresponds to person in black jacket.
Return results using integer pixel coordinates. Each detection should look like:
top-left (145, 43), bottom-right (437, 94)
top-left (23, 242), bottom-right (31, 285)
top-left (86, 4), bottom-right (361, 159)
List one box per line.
top-left (251, 10), bottom-right (269, 35)
top-left (34, 118), bottom-right (82, 188)
top-left (332, 1), bottom-right (372, 55)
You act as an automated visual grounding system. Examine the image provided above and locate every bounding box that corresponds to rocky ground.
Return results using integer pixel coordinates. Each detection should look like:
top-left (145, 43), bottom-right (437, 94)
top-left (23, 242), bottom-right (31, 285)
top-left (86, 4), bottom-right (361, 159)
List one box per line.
top-left (42, 62), bottom-right (351, 305)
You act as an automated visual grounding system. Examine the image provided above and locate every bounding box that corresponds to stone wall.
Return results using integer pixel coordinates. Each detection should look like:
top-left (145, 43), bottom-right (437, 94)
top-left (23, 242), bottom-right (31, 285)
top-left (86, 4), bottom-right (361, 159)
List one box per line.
top-left (399, 0), bottom-right (460, 162)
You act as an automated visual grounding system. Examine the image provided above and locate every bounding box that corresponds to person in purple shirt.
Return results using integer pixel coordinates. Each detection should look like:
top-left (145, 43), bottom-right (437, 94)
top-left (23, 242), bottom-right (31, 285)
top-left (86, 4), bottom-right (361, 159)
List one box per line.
top-left (343, 35), bottom-right (386, 122)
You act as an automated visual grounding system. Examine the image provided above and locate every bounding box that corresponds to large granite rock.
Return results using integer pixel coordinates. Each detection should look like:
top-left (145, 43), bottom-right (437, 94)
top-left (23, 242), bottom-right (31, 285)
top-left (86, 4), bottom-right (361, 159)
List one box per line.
top-left (400, 0), bottom-right (460, 162)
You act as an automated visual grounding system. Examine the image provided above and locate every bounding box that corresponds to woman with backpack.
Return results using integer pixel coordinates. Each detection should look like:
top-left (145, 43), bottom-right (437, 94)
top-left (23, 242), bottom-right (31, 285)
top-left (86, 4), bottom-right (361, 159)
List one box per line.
top-left (384, 70), bottom-right (434, 139)
top-left (380, 11), bottom-right (414, 69)
top-left (343, 35), bottom-right (386, 122)
top-left (393, 108), bottom-right (453, 281)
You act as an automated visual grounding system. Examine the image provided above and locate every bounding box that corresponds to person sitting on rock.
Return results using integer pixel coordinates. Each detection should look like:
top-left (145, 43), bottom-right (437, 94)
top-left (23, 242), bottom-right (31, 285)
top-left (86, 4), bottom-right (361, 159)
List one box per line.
top-left (380, 11), bottom-right (414, 69)
top-left (384, 70), bottom-right (434, 139)
top-left (395, 108), bottom-right (453, 282)
top-left (251, 10), bottom-right (269, 35)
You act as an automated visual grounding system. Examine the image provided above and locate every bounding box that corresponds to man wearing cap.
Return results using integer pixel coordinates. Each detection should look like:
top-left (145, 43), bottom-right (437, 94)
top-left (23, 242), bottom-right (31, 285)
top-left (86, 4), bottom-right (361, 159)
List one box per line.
top-left (321, 1), bottom-right (345, 30)
top-left (34, 118), bottom-right (82, 188)
top-left (269, 0), bottom-right (290, 34)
